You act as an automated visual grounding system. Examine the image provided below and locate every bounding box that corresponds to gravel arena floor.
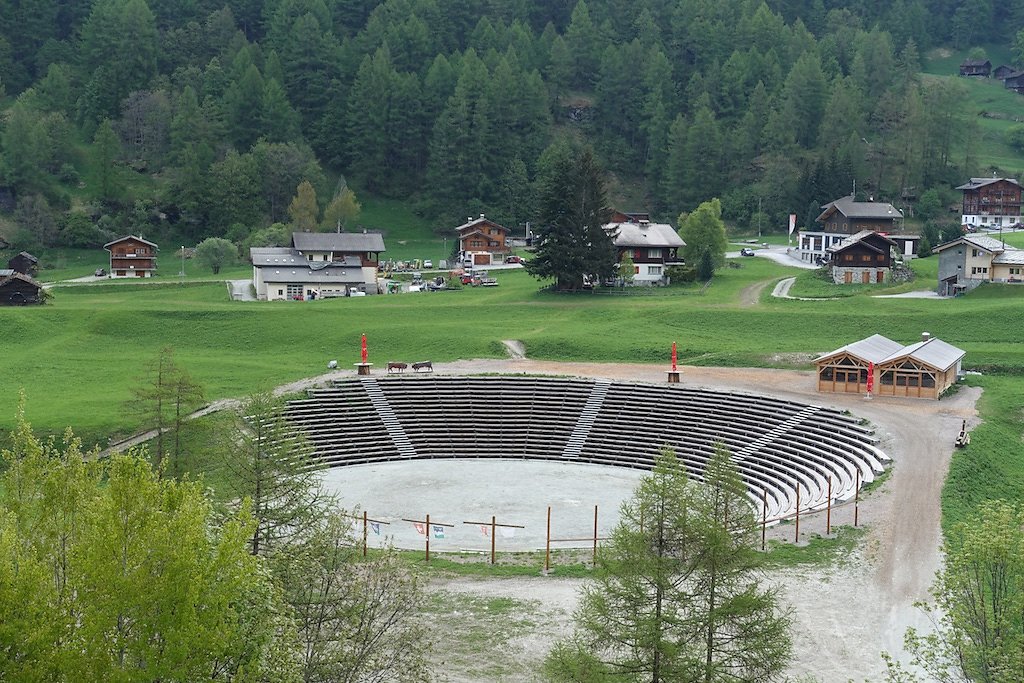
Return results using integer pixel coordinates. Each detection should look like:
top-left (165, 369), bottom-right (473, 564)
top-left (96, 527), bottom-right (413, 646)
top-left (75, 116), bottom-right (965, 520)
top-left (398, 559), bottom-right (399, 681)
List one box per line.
top-left (308, 355), bottom-right (979, 683)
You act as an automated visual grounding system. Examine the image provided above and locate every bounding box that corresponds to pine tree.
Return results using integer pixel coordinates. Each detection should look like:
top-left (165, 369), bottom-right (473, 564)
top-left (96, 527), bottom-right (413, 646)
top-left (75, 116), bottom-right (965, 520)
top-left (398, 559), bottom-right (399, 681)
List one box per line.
top-left (525, 141), bottom-right (615, 290)
top-left (545, 447), bottom-right (792, 682)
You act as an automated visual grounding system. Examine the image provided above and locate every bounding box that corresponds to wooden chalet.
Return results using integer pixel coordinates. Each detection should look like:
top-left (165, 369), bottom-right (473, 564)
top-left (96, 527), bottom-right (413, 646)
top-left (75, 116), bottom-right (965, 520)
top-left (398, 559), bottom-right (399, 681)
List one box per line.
top-left (956, 177), bottom-right (1022, 228)
top-left (104, 235), bottom-right (158, 278)
top-left (825, 230), bottom-right (897, 284)
top-left (455, 214), bottom-right (511, 267)
top-left (7, 251), bottom-right (38, 276)
top-left (959, 58), bottom-right (991, 77)
top-left (0, 270), bottom-right (43, 305)
top-left (815, 333), bottom-right (965, 399)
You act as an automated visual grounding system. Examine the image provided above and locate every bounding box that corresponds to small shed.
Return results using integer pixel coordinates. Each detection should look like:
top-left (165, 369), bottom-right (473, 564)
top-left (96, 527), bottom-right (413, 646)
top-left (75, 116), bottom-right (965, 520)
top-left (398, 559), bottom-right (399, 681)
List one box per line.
top-left (959, 58), bottom-right (991, 77)
top-left (0, 271), bottom-right (43, 305)
top-left (814, 334), bottom-right (904, 394)
top-left (994, 64), bottom-right (1015, 80)
top-left (7, 251), bottom-right (39, 276)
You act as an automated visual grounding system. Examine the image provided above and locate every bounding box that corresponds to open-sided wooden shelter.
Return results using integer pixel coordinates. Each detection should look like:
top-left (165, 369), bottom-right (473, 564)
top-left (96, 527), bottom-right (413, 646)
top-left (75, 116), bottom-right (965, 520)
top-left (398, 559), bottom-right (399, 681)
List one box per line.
top-left (815, 333), bottom-right (965, 399)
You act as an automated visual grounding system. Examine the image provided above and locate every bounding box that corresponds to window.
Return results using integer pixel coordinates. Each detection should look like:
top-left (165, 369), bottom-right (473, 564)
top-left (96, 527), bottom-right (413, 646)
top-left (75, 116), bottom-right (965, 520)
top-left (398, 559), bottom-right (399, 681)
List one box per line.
top-left (648, 265), bottom-right (662, 275)
top-left (843, 254), bottom-right (854, 261)
top-left (278, 289), bottom-right (284, 296)
top-left (877, 254), bottom-right (885, 261)
top-left (648, 248), bottom-right (662, 258)
top-left (1010, 267), bottom-right (1022, 275)
top-left (972, 249), bottom-right (980, 257)
top-left (470, 240), bottom-right (483, 247)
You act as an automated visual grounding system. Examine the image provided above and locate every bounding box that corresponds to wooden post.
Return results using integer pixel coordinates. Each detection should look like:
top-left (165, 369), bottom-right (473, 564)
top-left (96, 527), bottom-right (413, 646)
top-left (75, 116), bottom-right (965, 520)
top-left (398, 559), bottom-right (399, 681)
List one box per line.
top-left (826, 476), bottom-right (832, 536)
top-left (855, 469), bottom-right (860, 528)
top-left (592, 505), bottom-right (598, 568)
top-left (794, 485), bottom-right (800, 543)
top-left (402, 516), bottom-right (452, 562)
top-left (761, 491), bottom-right (767, 551)
top-left (490, 515), bottom-right (496, 565)
top-left (545, 506), bottom-right (551, 573)
top-left (363, 510), bottom-right (368, 557)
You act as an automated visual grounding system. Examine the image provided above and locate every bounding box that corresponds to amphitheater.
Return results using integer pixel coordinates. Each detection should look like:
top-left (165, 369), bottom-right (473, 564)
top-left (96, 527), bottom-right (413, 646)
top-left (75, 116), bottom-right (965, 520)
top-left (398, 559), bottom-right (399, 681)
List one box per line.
top-left (287, 374), bottom-right (889, 538)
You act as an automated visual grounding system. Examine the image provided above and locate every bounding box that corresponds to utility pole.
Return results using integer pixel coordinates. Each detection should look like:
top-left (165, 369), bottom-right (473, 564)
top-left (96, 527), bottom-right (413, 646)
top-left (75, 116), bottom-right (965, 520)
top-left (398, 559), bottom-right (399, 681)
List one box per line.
top-left (757, 197), bottom-right (762, 238)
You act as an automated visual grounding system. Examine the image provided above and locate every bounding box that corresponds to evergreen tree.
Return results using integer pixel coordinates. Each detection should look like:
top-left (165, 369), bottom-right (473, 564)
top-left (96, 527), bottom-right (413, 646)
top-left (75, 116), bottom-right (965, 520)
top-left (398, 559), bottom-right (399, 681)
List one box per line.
top-left (91, 119), bottom-right (123, 204)
top-left (221, 393), bottom-right (328, 556)
top-left (525, 141), bottom-right (615, 290)
top-left (545, 448), bottom-right (792, 682)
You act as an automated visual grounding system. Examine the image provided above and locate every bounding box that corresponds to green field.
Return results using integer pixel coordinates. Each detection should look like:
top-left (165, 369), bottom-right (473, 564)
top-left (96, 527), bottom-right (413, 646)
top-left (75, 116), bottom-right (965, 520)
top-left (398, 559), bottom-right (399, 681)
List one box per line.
top-left (923, 46), bottom-right (1024, 173)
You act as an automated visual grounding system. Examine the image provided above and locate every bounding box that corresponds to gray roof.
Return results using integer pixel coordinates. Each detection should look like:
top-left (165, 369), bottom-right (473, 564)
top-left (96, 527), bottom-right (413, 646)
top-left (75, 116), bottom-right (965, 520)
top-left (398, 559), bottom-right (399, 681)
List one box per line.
top-left (933, 234), bottom-right (1012, 254)
top-left (815, 334), bottom-right (905, 364)
top-left (291, 231), bottom-right (385, 253)
top-left (993, 249), bottom-right (1024, 265)
top-left (250, 247), bottom-right (361, 268)
top-left (825, 230), bottom-right (897, 254)
top-left (817, 196), bottom-right (901, 221)
top-left (0, 269), bottom-right (13, 277)
top-left (881, 338), bottom-right (965, 372)
top-left (955, 177), bottom-right (1020, 190)
top-left (604, 222), bottom-right (685, 248)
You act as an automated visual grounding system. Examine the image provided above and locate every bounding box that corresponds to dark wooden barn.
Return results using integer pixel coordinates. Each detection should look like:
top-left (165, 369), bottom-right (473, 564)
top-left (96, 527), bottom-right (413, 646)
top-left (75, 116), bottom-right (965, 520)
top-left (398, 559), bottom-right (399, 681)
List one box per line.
top-left (0, 271), bottom-right (43, 305)
top-left (7, 251), bottom-right (39, 276)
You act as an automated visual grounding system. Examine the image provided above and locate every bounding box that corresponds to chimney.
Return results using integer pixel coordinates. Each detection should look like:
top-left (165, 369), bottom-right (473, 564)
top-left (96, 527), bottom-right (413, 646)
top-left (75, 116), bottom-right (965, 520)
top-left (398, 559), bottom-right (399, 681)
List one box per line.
top-left (921, 332), bottom-right (931, 342)
top-left (480, 213), bottom-right (485, 219)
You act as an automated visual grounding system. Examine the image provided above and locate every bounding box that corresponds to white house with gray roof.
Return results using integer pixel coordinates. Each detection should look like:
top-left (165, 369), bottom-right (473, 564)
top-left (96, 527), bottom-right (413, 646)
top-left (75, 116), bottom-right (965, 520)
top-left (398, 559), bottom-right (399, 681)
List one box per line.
top-left (933, 234), bottom-right (1024, 296)
top-left (603, 219), bottom-right (685, 284)
top-left (250, 231), bottom-right (385, 300)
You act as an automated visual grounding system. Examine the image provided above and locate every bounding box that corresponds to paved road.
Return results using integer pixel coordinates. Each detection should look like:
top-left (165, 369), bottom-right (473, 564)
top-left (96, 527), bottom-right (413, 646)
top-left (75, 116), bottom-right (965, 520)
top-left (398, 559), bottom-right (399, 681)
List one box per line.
top-left (227, 279), bottom-right (256, 301)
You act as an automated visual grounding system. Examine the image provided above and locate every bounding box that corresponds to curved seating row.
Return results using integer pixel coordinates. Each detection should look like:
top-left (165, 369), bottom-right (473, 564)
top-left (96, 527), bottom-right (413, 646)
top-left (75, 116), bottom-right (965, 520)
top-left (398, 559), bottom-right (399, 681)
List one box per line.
top-left (284, 376), bottom-right (887, 521)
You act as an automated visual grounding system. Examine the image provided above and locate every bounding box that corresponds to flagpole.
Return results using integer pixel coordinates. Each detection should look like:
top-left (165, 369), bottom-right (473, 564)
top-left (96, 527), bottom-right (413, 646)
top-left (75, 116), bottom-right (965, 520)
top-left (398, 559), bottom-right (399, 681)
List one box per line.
top-left (592, 505), bottom-right (599, 568)
top-left (363, 510), bottom-right (368, 557)
top-left (426, 513), bottom-right (431, 563)
top-left (491, 515), bottom-right (496, 565)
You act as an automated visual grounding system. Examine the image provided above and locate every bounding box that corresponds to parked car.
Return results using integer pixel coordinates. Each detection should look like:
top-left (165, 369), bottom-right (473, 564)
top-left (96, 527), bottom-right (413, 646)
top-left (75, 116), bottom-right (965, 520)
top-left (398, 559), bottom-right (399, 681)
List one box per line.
top-left (740, 247), bottom-right (756, 257)
top-left (505, 255), bottom-right (522, 264)
top-left (94, 268), bottom-right (107, 277)
top-left (423, 259), bottom-right (433, 269)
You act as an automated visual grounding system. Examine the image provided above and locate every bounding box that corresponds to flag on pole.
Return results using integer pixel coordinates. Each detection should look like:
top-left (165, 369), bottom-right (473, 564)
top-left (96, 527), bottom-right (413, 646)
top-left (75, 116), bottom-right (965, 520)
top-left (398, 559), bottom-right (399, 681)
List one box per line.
top-left (432, 525), bottom-right (445, 539)
top-left (788, 214), bottom-right (797, 235)
top-left (370, 522), bottom-right (381, 536)
top-left (479, 525), bottom-right (490, 537)
top-left (499, 526), bottom-right (517, 539)
top-left (414, 523), bottom-right (425, 535)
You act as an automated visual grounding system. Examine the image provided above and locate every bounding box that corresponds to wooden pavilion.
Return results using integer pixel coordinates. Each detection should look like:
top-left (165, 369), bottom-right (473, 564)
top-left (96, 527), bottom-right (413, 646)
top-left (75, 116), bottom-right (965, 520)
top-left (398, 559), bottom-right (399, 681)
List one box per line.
top-left (815, 333), bottom-right (965, 399)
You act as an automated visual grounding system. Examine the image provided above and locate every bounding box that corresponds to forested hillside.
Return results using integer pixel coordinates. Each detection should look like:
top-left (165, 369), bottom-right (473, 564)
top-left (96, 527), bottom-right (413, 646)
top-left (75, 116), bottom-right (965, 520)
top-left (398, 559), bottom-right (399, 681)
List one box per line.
top-left (2, 0), bottom-right (1024, 254)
